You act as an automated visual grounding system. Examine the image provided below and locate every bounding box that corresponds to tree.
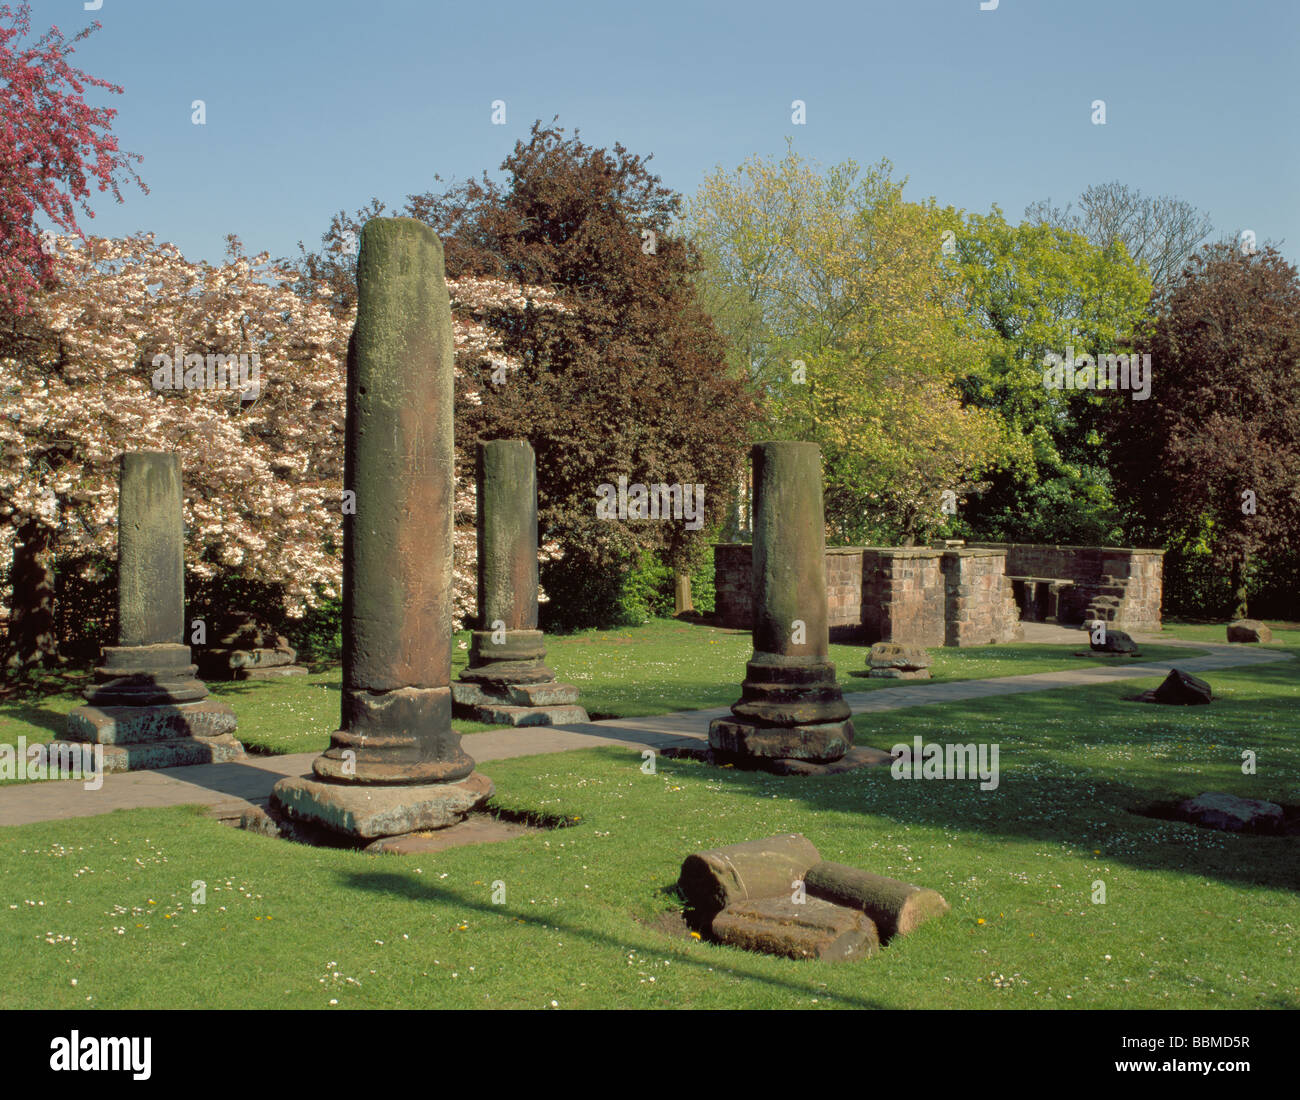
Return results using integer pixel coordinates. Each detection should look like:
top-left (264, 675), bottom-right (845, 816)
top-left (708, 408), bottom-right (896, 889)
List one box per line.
top-left (1108, 243), bottom-right (1300, 618)
top-left (954, 209), bottom-right (1153, 543)
top-left (1025, 181), bottom-right (1212, 290)
top-left (401, 121), bottom-right (758, 627)
top-left (0, 4), bottom-right (146, 314)
top-left (690, 148), bottom-right (1008, 544)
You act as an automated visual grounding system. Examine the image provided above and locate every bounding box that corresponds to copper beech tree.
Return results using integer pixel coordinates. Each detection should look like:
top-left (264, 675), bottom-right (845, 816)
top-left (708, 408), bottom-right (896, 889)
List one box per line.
top-left (1109, 243), bottom-right (1300, 617)
top-left (407, 122), bottom-right (759, 626)
top-left (296, 125), bottom-right (758, 626)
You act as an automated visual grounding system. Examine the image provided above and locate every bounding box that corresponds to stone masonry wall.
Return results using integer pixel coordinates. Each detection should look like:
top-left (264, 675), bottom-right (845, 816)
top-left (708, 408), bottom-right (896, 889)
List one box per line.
top-left (941, 549), bottom-right (1024, 647)
top-left (713, 542), bottom-right (1159, 642)
top-left (715, 544), bottom-right (1021, 647)
top-left (967, 543), bottom-right (1164, 633)
top-left (826, 549), bottom-right (867, 635)
top-left (859, 549), bottom-right (945, 647)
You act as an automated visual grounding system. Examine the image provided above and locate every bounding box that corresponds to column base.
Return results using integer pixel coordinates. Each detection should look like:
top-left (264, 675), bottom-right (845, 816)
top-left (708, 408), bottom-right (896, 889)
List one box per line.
top-left (65, 699), bottom-right (239, 744)
top-left (450, 679), bottom-right (588, 726)
top-left (270, 771), bottom-right (494, 839)
top-left (708, 717), bottom-right (854, 764)
top-left (58, 699), bottom-right (244, 773)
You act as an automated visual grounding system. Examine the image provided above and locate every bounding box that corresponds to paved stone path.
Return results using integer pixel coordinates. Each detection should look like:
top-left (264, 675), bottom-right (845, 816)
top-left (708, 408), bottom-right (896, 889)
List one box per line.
top-left (0, 634), bottom-right (1289, 827)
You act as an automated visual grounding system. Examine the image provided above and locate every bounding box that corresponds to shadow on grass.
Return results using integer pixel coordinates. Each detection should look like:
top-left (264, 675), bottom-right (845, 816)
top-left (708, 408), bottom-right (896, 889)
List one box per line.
top-left (630, 656), bottom-right (1300, 896)
top-left (0, 703), bottom-right (71, 738)
top-left (337, 869), bottom-right (888, 1009)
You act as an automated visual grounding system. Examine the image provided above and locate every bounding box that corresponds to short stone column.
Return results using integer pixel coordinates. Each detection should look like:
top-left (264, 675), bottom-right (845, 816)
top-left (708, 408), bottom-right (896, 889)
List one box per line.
top-left (452, 440), bottom-right (587, 726)
top-left (60, 453), bottom-right (243, 770)
top-left (270, 217), bottom-right (491, 840)
top-left (709, 442), bottom-right (853, 767)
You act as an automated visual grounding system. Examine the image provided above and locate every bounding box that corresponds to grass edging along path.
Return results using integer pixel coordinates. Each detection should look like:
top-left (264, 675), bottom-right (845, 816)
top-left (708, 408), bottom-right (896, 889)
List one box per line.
top-left (0, 629), bottom-right (1295, 1009)
top-left (1, 617), bottom-right (1217, 758)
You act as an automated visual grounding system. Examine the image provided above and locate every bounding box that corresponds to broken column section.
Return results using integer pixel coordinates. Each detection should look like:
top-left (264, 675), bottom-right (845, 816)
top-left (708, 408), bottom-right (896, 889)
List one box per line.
top-left (271, 217), bottom-right (491, 840)
top-left (60, 452), bottom-right (243, 771)
top-left (709, 442), bottom-right (855, 770)
top-left (452, 440), bottom-right (587, 727)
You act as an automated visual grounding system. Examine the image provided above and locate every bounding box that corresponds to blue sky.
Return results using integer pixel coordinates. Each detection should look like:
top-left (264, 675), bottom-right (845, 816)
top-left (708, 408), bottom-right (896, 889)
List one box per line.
top-left (38, 0), bottom-right (1300, 266)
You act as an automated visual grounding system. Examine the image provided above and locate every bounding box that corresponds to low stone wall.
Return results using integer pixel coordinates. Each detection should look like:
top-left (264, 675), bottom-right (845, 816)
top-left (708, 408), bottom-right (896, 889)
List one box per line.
top-left (714, 543), bottom-right (755, 631)
top-left (827, 549), bottom-right (867, 633)
top-left (860, 549), bottom-right (945, 647)
top-left (714, 544), bottom-right (1024, 647)
top-left (942, 549), bottom-right (1024, 646)
top-left (967, 543), bottom-right (1164, 633)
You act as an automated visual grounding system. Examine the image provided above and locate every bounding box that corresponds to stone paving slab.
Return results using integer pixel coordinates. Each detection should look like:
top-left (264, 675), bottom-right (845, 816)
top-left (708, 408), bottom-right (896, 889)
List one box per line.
top-left (0, 634), bottom-right (1289, 827)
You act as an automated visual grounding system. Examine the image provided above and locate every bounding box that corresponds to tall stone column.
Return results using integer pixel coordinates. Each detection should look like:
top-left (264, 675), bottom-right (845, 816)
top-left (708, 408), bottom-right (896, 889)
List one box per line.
top-left (709, 442), bottom-right (854, 767)
top-left (452, 440), bottom-right (587, 726)
top-left (271, 217), bottom-right (491, 840)
top-left (60, 453), bottom-right (243, 770)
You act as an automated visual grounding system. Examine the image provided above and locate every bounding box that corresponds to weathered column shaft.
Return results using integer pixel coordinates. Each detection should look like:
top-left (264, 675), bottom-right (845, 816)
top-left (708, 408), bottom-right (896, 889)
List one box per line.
top-left (463, 440), bottom-right (551, 683)
top-left (118, 452), bottom-right (186, 647)
top-left (451, 439), bottom-right (586, 726)
top-left (752, 442), bottom-right (830, 659)
top-left (315, 217), bottom-right (473, 785)
top-left (478, 440), bottom-right (537, 630)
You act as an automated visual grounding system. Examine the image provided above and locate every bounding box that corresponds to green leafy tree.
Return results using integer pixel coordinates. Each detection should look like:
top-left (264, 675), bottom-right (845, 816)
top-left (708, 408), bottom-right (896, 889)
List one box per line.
top-left (690, 148), bottom-right (1008, 544)
top-left (954, 209), bottom-right (1153, 543)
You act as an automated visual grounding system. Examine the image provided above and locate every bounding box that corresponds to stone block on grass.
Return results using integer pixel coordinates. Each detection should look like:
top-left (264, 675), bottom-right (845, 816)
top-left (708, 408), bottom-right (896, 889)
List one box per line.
top-left (1177, 791), bottom-right (1283, 833)
top-left (804, 861), bottom-right (949, 943)
top-left (678, 833), bottom-right (822, 915)
top-left (711, 895), bottom-right (878, 961)
top-left (1227, 619), bottom-right (1272, 644)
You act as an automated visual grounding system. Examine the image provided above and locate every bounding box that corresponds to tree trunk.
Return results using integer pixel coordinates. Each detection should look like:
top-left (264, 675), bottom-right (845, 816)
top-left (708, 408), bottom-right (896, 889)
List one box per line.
top-left (4, 519), bottom-right (61, 671)
top-left (674, 570), bottom-right (693, 615)
top-left (1231, 550), bottom-right (1249, 619)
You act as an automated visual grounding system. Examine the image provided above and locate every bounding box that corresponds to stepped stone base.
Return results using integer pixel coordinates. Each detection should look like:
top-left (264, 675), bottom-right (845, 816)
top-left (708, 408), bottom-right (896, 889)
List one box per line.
top-left (451, 679), bottom-right (588, 726)
top-left (709, 717), bottom-right (854, 763)
top-left (48, 733), bottom-right (245, 773)
top-left (65, 699), bottom-right (238, 745)
top-left (270, 771), bottom-right (494, 839)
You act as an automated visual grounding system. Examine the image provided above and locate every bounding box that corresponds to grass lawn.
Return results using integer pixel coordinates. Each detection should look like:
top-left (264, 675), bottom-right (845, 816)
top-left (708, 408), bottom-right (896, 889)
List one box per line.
top-left (0, 623), bottom-right (1294, 1009)
top-left (1, 617), bottom-right (1212, 757)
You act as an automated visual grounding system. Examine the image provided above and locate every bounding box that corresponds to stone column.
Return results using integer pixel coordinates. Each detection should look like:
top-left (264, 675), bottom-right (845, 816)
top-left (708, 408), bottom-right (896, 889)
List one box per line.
top-left (709, 442), bottom-right (854, 768)
top-left (452, 440), bottom-right (587, 726)
top-left (60, 453), bottom-right (243, 770)
top-left (271, 217), bottom-right (491, 840)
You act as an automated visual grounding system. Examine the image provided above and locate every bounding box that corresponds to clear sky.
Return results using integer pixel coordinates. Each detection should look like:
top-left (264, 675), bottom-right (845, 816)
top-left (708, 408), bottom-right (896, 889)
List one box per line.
top-left (38, 0), bottom-right (1300, 266)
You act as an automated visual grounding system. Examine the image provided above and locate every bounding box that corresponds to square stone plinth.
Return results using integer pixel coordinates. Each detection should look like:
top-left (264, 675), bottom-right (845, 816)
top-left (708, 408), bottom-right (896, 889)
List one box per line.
top-left (709, 718), bottom-right (854, 763)
top-left (270, 771), bottom-right (494, 839)
top-left (451, 679), bottom-right (580, 707)
top-left (46, 733), bottom-right (246, 773)
top-left (451, 680), bottom-right (587, 725)
top-left (65, 700), bottom-right (238, 744)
